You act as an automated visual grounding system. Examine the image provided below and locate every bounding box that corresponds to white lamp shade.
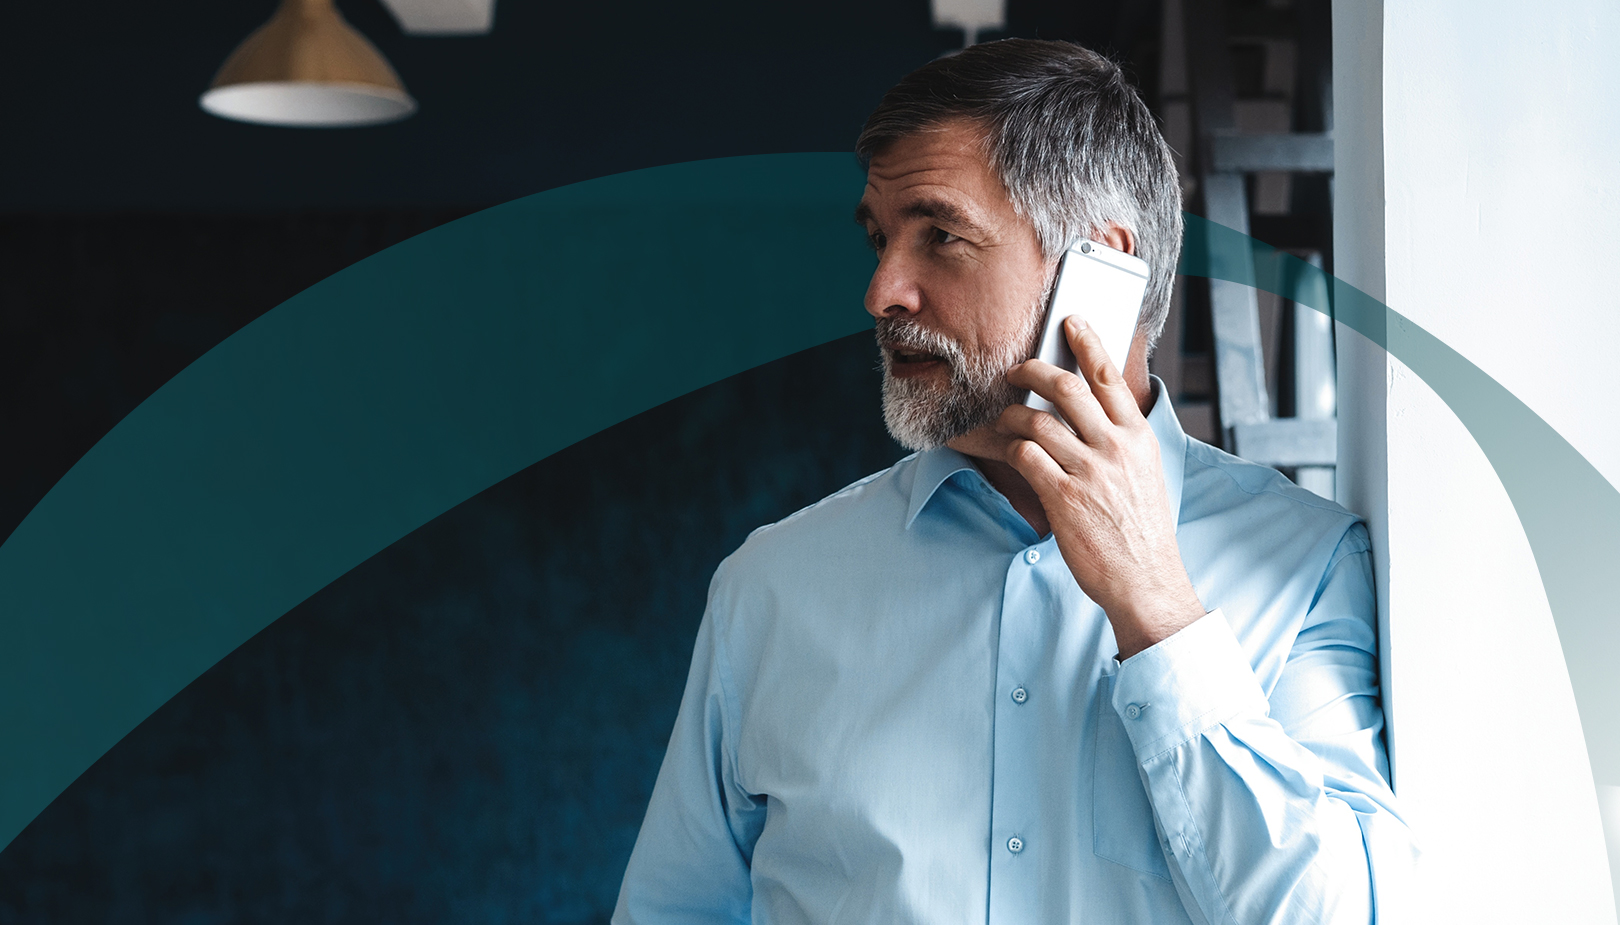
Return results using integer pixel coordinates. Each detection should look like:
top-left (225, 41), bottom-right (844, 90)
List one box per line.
top-left (202, 0), bottom-right (417, 128)
top-left (201, 81), bottom-right (415, 127)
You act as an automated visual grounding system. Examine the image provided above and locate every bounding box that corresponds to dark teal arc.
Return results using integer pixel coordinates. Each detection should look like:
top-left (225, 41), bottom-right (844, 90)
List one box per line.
top-left (1, 154), bottom-right (1617, 861)
top-left (0, 154), bottom-right (877, 854)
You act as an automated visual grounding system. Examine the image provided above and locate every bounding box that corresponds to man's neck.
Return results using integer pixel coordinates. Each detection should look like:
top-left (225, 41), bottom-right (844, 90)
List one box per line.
top-left (947, 367), bottom-right (1154, 537)
top-left (974, 455), bottom-right (1053, 537)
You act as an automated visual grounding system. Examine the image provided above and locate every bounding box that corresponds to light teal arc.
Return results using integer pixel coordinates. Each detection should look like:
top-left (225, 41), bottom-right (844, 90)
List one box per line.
top-left (1180, 215), bottom-right (1620, 794)
top-left (1, 154), bottom-right (1617, 865)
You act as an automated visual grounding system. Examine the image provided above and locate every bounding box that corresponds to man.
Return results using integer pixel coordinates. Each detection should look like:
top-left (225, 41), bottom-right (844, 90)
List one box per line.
top-left (615, 39), bottom-right (1413, 924)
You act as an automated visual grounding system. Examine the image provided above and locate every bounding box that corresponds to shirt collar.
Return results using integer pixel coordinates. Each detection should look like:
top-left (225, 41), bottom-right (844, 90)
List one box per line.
top-left (904, 444), bottom-right (979, 529)
top-left (1144, 375), bottom-right (1187, 527)
top-left (904, 376), bottom-right (1188, 530)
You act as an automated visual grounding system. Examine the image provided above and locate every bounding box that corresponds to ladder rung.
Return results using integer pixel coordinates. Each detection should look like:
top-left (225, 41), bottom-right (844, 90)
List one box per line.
top-left (1231, 418), bottom-right (1337, 467)
top-left (1211, 133), bottom-right (1334, 173)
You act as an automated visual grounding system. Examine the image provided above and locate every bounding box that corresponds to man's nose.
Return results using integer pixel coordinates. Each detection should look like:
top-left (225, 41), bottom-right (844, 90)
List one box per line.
top-left (864, 252), bottom-right (923, 320)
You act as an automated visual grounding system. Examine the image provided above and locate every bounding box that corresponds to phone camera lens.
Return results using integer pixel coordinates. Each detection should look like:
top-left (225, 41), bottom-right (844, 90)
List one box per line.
top-left (1080, 242), bottom-right (1092, 254)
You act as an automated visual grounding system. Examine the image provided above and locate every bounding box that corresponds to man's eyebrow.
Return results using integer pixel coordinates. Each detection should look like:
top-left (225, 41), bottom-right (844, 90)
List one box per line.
top-left (901, 198), bottom-right (990, 238)
top-left (852, 198), bottom-right (990, 239)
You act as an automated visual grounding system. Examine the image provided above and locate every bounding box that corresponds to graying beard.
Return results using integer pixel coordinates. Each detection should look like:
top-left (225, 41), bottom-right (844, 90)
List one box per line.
top-left (882, 365), bottom-right (1021, 451)
top-left (878, 292), bottom-right (1047, 451)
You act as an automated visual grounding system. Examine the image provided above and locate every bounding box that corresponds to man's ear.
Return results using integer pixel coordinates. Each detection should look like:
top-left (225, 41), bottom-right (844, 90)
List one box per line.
top-left (1099, 222), bottom-right (1137, 256)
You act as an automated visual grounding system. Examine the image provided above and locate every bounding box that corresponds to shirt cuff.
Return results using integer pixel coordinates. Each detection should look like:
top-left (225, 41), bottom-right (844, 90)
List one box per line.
top-left (1110, 609), bottom-right (1270, 760)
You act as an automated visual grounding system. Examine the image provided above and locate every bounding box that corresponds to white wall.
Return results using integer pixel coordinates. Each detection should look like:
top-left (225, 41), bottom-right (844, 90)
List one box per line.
top-left (1334, 1), bottom-right (1620, 922)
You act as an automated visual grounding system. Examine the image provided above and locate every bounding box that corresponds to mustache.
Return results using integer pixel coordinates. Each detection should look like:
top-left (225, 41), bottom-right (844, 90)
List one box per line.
top-left (873, 317), bottom-right (964, 362)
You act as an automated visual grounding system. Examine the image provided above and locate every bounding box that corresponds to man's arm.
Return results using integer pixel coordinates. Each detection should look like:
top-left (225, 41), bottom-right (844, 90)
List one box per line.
top-left (613, 578), bottom-right (764, 925)
top-left (1112, 526), bottom-right (1415, 924)
top-left (997, 319), bottom-right (1416, 922)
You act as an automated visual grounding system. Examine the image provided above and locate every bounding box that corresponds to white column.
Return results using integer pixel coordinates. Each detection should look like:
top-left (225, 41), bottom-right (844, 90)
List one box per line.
top-left (1334, 1), bottom-right (1620, 922)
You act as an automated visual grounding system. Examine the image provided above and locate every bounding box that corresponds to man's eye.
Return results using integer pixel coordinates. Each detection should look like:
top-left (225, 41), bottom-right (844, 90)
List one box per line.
top-left (932, 227), bottom-right (961, 246)
top-left (866, 231), bottom-right (886, 252)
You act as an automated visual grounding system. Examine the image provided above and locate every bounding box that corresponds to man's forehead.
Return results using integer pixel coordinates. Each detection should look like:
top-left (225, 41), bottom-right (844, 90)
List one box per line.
top-left (858, 130), bottom-right (1006, 224)
top-left (866, 127), bottom-right (989, 182)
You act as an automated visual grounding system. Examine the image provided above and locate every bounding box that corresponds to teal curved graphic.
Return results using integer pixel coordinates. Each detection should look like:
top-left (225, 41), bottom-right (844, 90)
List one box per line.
top-left (0, 153), bottom-right (876, 853)
top-left (0, 154), bottom-right (1616, 862)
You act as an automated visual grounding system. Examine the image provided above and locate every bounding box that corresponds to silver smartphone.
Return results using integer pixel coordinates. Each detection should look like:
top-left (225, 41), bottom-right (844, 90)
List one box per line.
top-left (1022, 238), bottom-right (1150, 419)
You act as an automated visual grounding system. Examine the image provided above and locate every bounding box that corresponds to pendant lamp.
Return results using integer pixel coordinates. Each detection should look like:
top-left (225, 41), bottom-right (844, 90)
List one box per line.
top-left (201, 0), bottom-right (417, 128)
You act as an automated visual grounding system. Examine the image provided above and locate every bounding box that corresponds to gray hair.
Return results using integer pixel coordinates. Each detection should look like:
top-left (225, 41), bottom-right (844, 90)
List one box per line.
top-left (856, 39), bottom-right (1183, 351)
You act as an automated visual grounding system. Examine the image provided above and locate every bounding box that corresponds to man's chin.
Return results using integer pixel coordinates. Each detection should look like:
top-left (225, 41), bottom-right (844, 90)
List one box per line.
top-left (881, 381), bottom-right (1018, 455)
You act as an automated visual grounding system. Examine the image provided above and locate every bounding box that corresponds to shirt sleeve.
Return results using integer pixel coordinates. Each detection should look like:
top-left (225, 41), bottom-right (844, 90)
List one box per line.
top-left (1111, 523), bottom-right (1418, 925)
top-left (613, 579), bottom-right (765, 925)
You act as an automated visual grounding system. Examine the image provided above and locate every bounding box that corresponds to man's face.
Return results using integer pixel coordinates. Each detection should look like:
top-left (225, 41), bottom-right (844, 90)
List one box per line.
top-left (856, 119), bottom-right (1055, 451)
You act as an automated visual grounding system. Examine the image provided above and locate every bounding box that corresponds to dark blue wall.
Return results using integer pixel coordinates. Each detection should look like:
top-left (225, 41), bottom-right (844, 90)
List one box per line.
top-left (0, 1), bottom-right (1151, 212)
top-left (0, 332), bottom-right (903, 924)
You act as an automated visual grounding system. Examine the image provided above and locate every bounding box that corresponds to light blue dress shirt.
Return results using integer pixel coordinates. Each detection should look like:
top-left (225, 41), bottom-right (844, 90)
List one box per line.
top-left (615, 382), bottom-right (1415, 924)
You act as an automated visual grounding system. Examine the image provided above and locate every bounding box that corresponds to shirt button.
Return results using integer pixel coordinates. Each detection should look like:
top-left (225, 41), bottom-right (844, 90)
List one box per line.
top-left (1124, 703), bottom-right (1142, 720)
top-left (1007, 836), bottom-right (1024, 854)
top-left (1011, 686), bottom-right (1028, 704)
top-left (1024, 549), bottom-right (1041, 564)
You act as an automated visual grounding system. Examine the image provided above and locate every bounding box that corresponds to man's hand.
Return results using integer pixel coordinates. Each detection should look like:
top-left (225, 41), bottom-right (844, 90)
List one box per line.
top-left (997, 316), bottom-right (1205, 660)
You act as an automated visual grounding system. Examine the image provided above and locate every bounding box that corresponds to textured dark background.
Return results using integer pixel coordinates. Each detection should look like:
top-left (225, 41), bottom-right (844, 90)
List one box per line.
top-left (0, 331), bottom-right (902, 924)
top-left (0, 0), bottom-right (1161, 921)
top-left (0, 0), bottom-right (1158, 212)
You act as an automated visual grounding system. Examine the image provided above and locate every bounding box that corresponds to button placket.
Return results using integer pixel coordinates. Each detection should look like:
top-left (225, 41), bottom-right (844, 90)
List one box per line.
top-left (990, 539), bottom-right (1048, 922)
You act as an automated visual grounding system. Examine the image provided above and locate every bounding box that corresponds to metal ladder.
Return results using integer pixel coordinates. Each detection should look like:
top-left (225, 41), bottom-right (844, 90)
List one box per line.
top-left (1166, 0), bottom-right (1337, 495)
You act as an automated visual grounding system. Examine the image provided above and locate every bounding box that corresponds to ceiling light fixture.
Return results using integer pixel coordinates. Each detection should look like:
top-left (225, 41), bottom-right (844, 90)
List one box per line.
top-left (200, 0), bottom-right (416, 128)
top-left (930, 0), bottom-right (1006, 48)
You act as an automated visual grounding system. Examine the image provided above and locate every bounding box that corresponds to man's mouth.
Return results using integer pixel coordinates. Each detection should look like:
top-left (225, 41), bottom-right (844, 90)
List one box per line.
top-left (886, 347), bottom-right (947, 377)
top-left (890, 348), bottom-right (943, 364)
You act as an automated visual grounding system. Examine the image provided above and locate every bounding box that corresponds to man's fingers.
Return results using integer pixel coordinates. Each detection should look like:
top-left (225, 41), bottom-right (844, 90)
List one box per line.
top-left (1007, 357), bottom-right (1113, 446)
top-left (1001, 433), bottom-right (1071, 499)
top-left (997, 403), bottom-right (1088, 471)
top-left (1065, 317), bottom-right (1140, 426)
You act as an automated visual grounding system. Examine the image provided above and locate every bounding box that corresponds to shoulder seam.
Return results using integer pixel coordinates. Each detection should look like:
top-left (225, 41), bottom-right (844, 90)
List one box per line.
top-left (744, 454), bottom-right (916, 543)
top-left (1183, 440), bottom-right (1356, 518)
